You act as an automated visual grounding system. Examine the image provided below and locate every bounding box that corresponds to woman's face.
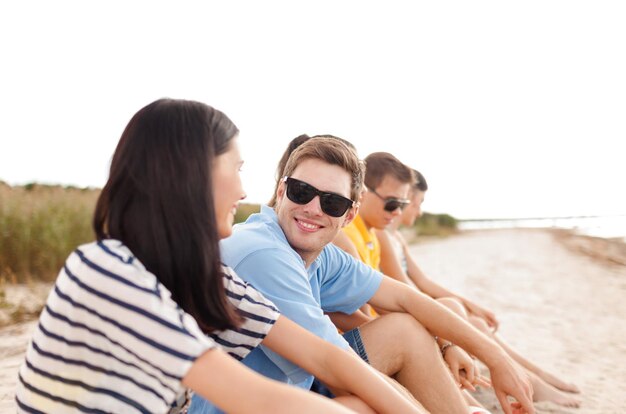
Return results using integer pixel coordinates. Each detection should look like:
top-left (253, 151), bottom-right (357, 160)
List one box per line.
top-left (212, 136), bottom-right (245, 239)
top-left (401, 190), bottom-right (425, 227)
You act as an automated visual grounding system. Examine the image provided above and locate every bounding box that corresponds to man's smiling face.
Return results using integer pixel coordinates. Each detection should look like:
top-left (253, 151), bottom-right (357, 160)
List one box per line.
top-left (275, 158), bottom-right (356, 266)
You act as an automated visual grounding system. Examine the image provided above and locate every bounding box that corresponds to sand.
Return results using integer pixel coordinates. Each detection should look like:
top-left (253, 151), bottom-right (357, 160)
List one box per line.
top-left (408, 228), bottom-right (626, 413)
top-left (1, 228), bottom-right (625, 413)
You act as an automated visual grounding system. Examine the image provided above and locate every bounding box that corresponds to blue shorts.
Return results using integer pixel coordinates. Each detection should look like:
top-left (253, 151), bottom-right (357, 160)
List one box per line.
top-left (310, 327), bottom-right (369, 397)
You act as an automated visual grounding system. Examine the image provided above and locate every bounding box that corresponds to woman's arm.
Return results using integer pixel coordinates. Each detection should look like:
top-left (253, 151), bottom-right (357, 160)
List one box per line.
top-left (404, 246), bottom-right (459, 299)
top-left (401, 237), bottom-right (498, 329)
top-left (376, 229), bottom-right (459, 302)
top-left (184, 347), bottom-right (356, 414)
top-left (375, 229), bottom-right (416, 287)
top-left (263, 316), bottom-right (426, 414)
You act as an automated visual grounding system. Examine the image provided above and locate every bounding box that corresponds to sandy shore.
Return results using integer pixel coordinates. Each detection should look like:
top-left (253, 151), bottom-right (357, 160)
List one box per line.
top-left (408, 228), bottom-right (626, 413)
top-left (1, 228), bottom-right (625, 413)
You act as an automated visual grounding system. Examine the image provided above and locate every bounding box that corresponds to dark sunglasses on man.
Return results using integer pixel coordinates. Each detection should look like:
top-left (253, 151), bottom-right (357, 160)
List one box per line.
top-left (367, 188), bottom-right (410, 212)
top-left (283, 176), bottom-right (356, 217)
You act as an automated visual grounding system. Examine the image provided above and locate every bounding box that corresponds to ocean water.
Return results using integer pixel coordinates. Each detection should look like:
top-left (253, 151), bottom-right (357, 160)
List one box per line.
top-left (458, 215), bottom-right (626, 242)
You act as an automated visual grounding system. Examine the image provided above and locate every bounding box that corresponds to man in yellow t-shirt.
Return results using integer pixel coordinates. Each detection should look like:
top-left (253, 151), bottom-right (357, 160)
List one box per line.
top-left (340, 213), bottom-right (381, 269)
top-left (332, 152), bottom-right (413, 323)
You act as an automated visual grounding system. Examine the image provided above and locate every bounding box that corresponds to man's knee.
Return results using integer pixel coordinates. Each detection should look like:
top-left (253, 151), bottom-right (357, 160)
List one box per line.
top-left (360, 312), bottom-right (437, 375)
top-left (362, 312), bottom-right (435, 353)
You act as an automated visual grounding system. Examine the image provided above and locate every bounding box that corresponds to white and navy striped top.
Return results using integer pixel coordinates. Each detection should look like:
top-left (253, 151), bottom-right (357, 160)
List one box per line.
top-left (16, 239), bottom-right (280, 414)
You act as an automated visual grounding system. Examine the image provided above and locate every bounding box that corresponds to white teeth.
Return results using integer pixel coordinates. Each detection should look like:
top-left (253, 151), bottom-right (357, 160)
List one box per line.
top-left (298, 219), bottom-right (319, 230)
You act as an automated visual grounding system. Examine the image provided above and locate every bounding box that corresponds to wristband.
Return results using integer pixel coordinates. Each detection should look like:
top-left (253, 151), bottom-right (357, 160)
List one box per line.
top-left (440, 342), bottom-right (454, 357)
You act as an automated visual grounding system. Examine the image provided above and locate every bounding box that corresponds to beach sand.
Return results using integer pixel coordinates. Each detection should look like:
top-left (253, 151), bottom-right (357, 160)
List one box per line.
top-left (408, 228), bottom-right (626, 413)
top-left (1, 228), bottom-right (625, 413)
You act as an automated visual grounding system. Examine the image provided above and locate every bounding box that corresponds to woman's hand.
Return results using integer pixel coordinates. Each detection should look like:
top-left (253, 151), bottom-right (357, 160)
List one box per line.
top-left (443, 344), bottom-right (491, 391)
top-left (464, 300), bottom-right (499, 332)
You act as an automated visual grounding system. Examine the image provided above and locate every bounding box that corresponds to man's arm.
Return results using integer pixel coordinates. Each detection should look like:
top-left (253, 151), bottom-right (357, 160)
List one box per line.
top-left (263, 316), bottom-right (426, 414)
top-left (327, 310), bottom-right (373, 332)
top-left (368, 277), bottom-right (534, 414)
top-left (329, 235), bottom-right (379, 327)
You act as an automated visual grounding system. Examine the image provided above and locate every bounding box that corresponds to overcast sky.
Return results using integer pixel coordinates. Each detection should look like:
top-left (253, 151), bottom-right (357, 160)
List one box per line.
top-left (1, 1), bottom-right (625, 219)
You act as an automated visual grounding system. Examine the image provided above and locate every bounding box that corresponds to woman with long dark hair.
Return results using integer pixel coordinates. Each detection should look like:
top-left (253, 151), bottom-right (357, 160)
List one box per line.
top-left (16, 99), bottom-right (420, 414)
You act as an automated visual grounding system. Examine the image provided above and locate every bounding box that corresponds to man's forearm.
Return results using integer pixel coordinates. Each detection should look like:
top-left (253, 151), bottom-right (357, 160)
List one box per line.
top-left (373, 279), bottom-right (506, 367)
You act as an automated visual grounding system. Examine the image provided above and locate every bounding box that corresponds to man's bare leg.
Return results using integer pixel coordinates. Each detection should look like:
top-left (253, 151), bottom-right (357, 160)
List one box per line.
top-left (359, 313), bottom-right (468, 413)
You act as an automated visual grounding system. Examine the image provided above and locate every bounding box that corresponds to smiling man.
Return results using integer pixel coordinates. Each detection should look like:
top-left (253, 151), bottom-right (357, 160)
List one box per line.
top-left (193, 137), bottom-right (534, 414)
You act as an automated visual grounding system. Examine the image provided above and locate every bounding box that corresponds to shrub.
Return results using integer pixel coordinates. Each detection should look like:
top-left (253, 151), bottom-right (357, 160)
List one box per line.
top-left (0, 183), bottom-right (99, 282)
top-left (234, 203), bottom-right (260, 224)
top-left (412, 212), bottom-right (458, 236)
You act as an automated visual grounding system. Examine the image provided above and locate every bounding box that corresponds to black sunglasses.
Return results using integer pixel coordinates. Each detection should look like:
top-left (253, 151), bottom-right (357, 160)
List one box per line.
top-left (368, 188), bottom-right (410, 212)
top-left (283, 177), bottom-right (355, 217)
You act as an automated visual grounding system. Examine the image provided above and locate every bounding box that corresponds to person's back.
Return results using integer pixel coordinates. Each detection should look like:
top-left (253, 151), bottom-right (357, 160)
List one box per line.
top-left (17, 239), bottom-right (215, 413)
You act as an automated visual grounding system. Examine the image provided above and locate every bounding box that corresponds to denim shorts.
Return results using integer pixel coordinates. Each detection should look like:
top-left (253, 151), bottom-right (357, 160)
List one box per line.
top-left (309, 327), bottom-right (369, 397)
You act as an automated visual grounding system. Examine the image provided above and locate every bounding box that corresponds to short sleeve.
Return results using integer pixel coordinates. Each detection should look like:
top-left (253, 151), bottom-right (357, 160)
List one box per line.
top-left (233, 248), bottom-right (350, 383)
top-left (318, 244), bottom-right (384, 314)
top-left (16, 242), bottom-right (218, 414)
top-left (209, 266), bottom-right (281, 360)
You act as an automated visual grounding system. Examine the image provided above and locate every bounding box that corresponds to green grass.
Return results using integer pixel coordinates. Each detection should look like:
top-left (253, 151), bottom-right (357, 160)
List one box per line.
top-left (412, 212), bottom-right (458, 236)
top-left (0, 181), bottom-right (99, 283)
top-left (234, 203), bottom-right (261, 224)
top-left (0, 181), bottom-right (457, 284)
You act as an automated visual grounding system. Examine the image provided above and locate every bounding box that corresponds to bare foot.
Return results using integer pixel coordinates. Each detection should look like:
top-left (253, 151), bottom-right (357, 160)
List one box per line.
top-left (531, 375), bottom-right (582, 408)
top-left (536, 370), bottom-right (581, 394)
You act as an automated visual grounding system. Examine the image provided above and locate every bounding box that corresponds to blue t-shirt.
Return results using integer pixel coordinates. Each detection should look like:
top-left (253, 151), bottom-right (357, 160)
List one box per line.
top-left (190, 205), bottom-right (383, 414)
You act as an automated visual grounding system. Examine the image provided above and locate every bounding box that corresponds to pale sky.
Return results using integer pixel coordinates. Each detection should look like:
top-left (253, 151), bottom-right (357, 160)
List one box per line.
top-left (1, 1), bottom-right (625, 219)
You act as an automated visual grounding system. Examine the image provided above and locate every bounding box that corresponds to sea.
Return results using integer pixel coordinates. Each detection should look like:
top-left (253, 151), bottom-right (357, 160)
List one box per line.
top-left (458, 214), bottom-right (626, 243)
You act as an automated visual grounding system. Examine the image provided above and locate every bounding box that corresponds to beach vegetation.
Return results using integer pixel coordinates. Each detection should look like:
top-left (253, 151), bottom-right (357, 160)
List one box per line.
top-left (411, 212), bottom-right (459, 236)
top-left (234, 202), bottom-right (261, 224)
top-left (0, 181), bottom-right (458, 284)
top-left (0, 182), bottom-right (99, 283)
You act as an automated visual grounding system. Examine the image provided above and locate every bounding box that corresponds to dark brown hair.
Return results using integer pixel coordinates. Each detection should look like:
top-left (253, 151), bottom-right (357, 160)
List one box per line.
top-left (412, 169), bottom-right (428, 192)
top-left (93, 98), bottom-right (241, 332)
top-left (268, 134), bottom-right (311, 207)
top-left (363, 152), bottom-right (414, 190)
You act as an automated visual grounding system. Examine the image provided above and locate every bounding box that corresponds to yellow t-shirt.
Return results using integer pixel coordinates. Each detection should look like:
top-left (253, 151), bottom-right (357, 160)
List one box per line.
top-left (342, 214), bottom-right (381, 270)
top-left (342, 215), bottom-right (381, 318)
